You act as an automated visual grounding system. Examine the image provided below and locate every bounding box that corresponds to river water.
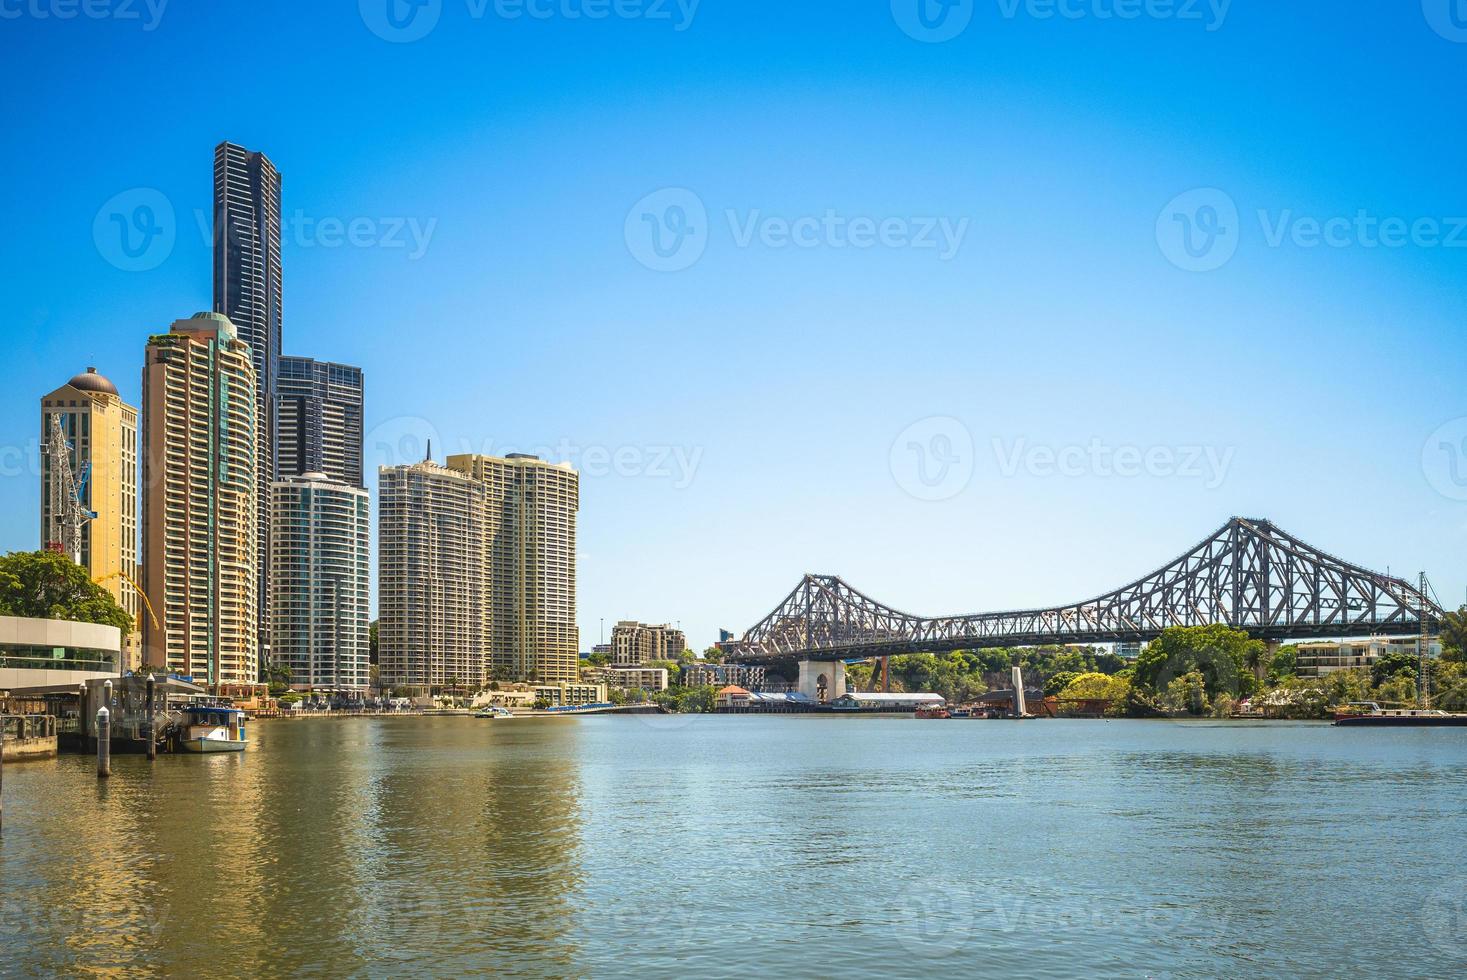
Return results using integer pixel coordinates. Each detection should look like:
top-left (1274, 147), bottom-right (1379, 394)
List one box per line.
top-left (2, 715), bottom-right (1466, 978)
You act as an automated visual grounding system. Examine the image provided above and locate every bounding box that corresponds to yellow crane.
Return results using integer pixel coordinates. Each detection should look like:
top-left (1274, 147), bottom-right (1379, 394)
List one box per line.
top-left (93, 570), bottom-right (160, 631)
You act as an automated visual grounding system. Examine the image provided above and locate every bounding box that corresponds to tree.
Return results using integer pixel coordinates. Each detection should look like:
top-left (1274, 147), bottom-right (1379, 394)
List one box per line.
top-left (0, 550), bottom-right (133, 638)
top-left (586, 650), bottom-right (611, 667)
top-left (1440, 607), bottom-right (1467, 663)
top-left (1371, 651), bottom-right (1419, 688)
top-left (369, 619), bottom-right (379, 665)
top-left (1160, 670), bottom-right (1210, 716)
top-left (267, 661), bottom-right (293, 696)
top-left (1267, 645), bottom-right (1298, 684)
top-left (1134, 625), bottom-right (1263, 702)
top-left (1058, 672), bottom-right (1131, 703)
top-left (1045, 671), bottom-right (1080, 697)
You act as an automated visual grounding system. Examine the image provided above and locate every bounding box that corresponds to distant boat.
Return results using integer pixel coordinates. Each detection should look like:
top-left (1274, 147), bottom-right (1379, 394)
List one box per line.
top-left (1333, 702), bottom-right (1467, 727)
top-left (473, 707), bottom-right (515, 719)
top-left (179, 706), bottom-right (248, 752)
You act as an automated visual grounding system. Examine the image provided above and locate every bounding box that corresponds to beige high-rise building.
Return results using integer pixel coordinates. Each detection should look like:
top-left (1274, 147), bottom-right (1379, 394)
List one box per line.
top-left (40, 368), bottom-right (141, 668)
top-left (446, 453), bottom-right (579, 684)
top-left (141, 312), bottom-right (258, 686)
top-left (377, 460), bottom-right (490, 694)
top-left (610, 621), bottom-right (687, 667)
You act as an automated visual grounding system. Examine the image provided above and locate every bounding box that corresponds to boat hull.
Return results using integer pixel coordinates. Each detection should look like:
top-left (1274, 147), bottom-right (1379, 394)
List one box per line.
top-left (182, 737), bottom-right (248, 753)
top-left (1335, 715), bottom-right (1467, 727)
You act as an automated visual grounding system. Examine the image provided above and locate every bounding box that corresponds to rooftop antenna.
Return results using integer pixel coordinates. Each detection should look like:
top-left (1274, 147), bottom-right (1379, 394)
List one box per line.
top-left (425, 439), bottom-right (432, 464)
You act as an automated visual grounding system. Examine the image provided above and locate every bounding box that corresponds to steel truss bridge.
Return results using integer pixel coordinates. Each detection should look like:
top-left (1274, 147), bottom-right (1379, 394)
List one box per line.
top-left (722, 518), bottom-right (1444, 664)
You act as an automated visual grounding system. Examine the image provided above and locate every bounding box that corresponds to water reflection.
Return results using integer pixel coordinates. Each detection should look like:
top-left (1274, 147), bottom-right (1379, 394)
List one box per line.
top-left (4, 717), bottom-right (1467, 977)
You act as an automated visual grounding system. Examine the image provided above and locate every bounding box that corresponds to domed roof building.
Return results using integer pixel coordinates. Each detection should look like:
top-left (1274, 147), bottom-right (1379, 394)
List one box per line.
top-left (65, 367), bottom-right (120, 397)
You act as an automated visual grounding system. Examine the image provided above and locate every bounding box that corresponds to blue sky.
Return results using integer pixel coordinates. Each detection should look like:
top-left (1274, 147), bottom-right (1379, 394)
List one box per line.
top-left (2, 0), bottom-right (1465, 649)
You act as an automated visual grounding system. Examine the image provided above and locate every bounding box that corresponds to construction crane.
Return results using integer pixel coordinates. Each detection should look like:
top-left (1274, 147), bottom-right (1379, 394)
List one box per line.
top-left (93, 570), bottom-right (161, 632)
top-left (43, 414), bottom-right (95, 564)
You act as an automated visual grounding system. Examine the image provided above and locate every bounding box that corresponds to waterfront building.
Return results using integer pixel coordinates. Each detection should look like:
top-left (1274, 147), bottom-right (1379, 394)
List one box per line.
top-left (609, 621), bottom-right (686, 667)
top-left (39, 368), bottom-right (141, 669)
top-left (1115, 641), bottom-right (1143, 660)
top-left (270, 473), bottom-right (370, 694)
top-left (377, 460), bottom-right (489, 695)
top-left (533, 681), bottom-right (607, 707)
top-left (680, 662), bottom-right (766, 690)
top-left (596, 666), bottom-right (669, 693)
top-left (141, 312), bottom-right (258, 686)
top-left (214, 141), bottom-right (283, 675)
top-left (1295, 636), bottom-right (1442, 678)
top-left (445, 453), bottom-right (580, 684)
top-left (275, 357), bottom-right (364, 488)
top-left (0, 616), bottom-right (122, 690)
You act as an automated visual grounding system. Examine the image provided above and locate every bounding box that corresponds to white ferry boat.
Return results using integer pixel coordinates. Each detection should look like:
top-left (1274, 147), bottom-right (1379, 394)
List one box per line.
top-left (179, 706), bottom-right (249, 752)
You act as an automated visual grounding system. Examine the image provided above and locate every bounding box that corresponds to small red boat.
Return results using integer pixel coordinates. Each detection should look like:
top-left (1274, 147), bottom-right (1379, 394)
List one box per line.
top-left (914, 706), bottom-right (951, 719)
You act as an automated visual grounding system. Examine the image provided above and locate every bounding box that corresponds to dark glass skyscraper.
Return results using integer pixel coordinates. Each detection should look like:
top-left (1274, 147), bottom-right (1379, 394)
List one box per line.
top-left (214, 141), bottom-right (283, 673)
top-left (276, 356), bottom-right (365, 489)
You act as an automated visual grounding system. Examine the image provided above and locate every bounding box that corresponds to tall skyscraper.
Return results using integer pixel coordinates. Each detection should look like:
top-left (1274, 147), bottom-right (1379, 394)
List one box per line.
top-left (141, 312), bottom-right (258, 686)
top-left (213, 140), bottom-right (282, 675)
top-left (378, 460), bottom-right (489, 695)
top-left (275, 356), bottom-right (364, 488)
top-left (446, 453), bottom-right (580, 684)
top-left (40, 368), bottom-right (141, 668)
top-left (270, 472), bottom-right (370, 694)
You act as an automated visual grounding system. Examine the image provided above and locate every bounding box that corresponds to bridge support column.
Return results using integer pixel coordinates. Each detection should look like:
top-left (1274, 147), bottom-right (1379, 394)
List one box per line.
top-left (798, 661), bottom-right (847, 703)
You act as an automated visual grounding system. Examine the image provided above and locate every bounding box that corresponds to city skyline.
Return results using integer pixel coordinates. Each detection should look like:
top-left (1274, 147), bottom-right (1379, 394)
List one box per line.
top-left (1, 4), bottom-right (1464, 653)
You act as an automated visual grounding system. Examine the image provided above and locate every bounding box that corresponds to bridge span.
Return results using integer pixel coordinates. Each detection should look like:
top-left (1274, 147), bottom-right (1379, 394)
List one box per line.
top-left (722, 518), bottom-right (1443, 668)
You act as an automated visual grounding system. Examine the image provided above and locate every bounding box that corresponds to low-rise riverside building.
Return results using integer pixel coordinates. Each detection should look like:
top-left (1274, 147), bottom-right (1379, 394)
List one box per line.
top-left (534, 682), bottom-right (608, 707)
top-left (0, 616), bottom-right (123, 690)
top-left (1295, 637), bottom-right (1442, 677)
top-left (598, 666), bottom-right (669, 693)
top-left (680, 662), bottom-right (766, 690)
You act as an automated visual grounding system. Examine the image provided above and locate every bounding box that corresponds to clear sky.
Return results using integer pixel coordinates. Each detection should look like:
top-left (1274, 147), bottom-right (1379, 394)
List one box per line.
top-left (2, 0), bottom-right (1464, 650)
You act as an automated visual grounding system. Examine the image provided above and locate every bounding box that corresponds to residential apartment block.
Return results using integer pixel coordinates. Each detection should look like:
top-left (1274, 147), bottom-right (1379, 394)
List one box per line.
top-left (141, 312), bottom-right (258, 685)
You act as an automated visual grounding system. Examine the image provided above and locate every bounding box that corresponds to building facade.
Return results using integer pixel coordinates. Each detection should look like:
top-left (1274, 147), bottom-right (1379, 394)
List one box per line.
top-left (680, 662), bottom-right (766, 690)
top-left (141, 312), bottom-right (258, 686)
top-left (1295, 637), bottom-right (1443, 678)
top-left (446, 453), bottom-right (580, 684)
top-left (275, 356), bottom-right (364, 488)
top-left (598, 666), bottom-right (669, 693)
top-left (269, 473), bottom-right (370, 694)
top-left (0, 616), bottom-right (123, 691)
top-left (533, 681), bottom-right (607, 707)
top-left (610, 621), bottom-right (686, 667)
top-left (377, 460), bottom-right (489, 694)
top-left (40, 368), bottom-right (141, 668)
top-left (213, 141), bottom-right (283, 677)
